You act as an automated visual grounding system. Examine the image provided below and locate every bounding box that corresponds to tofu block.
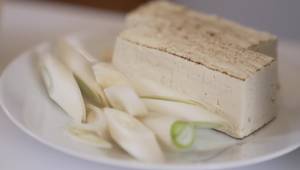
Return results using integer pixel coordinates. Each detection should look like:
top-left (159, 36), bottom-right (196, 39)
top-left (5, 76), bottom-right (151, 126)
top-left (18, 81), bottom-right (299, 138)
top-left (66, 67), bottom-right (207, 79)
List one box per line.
top-left (125, 1), bottom-right (277, 58)
top-left (113, 26), bottom-right (277, 138)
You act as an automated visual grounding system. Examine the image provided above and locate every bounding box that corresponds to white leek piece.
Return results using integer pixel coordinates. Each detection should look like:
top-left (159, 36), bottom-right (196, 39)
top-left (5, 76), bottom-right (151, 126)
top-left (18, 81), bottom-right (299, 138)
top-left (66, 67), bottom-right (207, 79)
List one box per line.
top-left (142, 114), bottom-right (195, 150)
top-left (66, 125), bottom-right (112, 149)
top-left (38, 50), bottom-right (86, 123)
top-left (142, 99), bottom-right (228, 126)
top-left (63, 36), bottom-right (100, 63)
top-left (92, 63), bottom-right (130, 88)
top-left (75, 104), bottom-right (109, 138)
top-left (104, 85), bottom-right (148, 117)
top-left (130, 78), bottom-right (197, 104)
top-left (104, 108), bottom-right (164, 163)
top-left (55, 39), bottom-right (108, 107)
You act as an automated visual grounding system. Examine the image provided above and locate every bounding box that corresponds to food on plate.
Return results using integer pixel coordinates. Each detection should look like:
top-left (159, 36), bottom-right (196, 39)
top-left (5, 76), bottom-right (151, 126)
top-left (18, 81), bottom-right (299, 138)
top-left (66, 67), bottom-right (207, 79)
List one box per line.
top-left (54, 39), bottom-right (109, 107)
top-left (38, 0), bottom-right (279, 163)
top-left (125, 1), bottom-right (277, 58)
top-left (92, 62), bottom-right (130, 88)
top-left (113, 1), bottom-right (278, 138)
top-left (74, 104), bottom-right (110, 138)
top-left (104, 108), bottom-right (165, 163)
top-left (142, 114), bottom-right (216, 150)
top-left (142, 98), bottom-right (228, 128)
top-left (37, 46), bottom-right (86, 123)
top-left (66, 125), bottom-right (112, 149)
top-left (104, 85), bottom-right (148, 117)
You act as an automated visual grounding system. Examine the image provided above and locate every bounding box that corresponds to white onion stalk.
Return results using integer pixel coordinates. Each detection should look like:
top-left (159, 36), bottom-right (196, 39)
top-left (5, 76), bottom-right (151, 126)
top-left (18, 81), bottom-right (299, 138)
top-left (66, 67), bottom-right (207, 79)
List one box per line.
top-left (63, 36), bottom-right (100, 63)
top-left (92, 63), bottom-right (130, 89)
top-left (74, 104), bottom-right (109, 138)
top-left (130, 78), bottom-right (197, 104)
top-left (104, 108), bottom-right (164, 163)
top-left (142, 114), bottom-right (195, 150)
top-left (55, 39), bottom-right (108, 107)
top-left (104, 85), bottom-right (148, 117)
top-left (142, 98), bottom-right (228, 128)
top-left (66, 125), bottom-right (112, 149)
top-left (37, 48), bottom-right (86, 123)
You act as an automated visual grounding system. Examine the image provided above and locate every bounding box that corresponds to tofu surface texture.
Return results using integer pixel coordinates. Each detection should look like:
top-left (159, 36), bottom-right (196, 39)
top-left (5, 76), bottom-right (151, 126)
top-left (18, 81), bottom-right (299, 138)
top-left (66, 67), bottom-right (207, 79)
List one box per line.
top-left (126, 1), bottom-right (277, 58)
top-left (113, 1), bottom-right (278, 138)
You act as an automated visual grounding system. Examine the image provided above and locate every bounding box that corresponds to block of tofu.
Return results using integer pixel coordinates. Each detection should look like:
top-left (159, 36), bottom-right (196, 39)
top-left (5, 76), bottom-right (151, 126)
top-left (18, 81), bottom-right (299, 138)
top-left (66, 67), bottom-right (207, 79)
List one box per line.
top-left (113, 20), bottom-right (278, 138)
top-left (125, 1), bottom-right (277, 58)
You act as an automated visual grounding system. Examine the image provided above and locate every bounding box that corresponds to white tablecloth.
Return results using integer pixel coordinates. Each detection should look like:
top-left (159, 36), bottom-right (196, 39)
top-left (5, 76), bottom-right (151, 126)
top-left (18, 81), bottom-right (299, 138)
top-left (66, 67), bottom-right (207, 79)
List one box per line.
top-left (0, 1), bottom-right (299, 170)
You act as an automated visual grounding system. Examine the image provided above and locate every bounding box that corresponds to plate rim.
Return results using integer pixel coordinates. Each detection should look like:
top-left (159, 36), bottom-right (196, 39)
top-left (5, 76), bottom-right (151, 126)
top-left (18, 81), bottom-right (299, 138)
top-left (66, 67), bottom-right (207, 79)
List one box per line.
top-left (0, 43), bottom-right (300, 170)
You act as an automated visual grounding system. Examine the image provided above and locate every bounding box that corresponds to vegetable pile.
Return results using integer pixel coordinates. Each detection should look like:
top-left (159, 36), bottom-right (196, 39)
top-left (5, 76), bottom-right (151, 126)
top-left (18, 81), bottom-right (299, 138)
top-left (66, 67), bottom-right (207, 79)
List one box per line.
top-left (37, 37), bottom-right (231, 163)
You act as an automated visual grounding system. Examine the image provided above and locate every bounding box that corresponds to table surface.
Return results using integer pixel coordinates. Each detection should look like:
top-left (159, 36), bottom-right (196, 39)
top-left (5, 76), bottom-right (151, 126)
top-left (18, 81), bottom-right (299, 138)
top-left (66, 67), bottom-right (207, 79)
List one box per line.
top-left (0, 1), bottom-right (299, 170)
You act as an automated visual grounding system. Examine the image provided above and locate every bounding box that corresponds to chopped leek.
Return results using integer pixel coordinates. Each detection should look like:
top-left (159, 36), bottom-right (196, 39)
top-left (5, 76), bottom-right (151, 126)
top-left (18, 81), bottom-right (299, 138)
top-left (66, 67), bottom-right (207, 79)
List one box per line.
top-left (104, 85), bottom-right (148, 117)
top-left (104, 108), bottom-right (164, 163)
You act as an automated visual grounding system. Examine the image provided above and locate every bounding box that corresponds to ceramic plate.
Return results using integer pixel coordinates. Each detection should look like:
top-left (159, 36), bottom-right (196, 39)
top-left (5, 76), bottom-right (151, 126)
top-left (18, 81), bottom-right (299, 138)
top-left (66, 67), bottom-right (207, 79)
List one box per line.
top-left (1, 30), bottom-right (300, 170)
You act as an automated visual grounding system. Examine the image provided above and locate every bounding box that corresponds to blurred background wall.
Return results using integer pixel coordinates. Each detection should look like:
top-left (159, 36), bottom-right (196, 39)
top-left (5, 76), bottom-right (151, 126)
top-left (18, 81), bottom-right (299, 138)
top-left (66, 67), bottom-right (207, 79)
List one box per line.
top-left (175, 0), bottom-right (300, 42)
top-left (9, 0), bottom-right (300, 41)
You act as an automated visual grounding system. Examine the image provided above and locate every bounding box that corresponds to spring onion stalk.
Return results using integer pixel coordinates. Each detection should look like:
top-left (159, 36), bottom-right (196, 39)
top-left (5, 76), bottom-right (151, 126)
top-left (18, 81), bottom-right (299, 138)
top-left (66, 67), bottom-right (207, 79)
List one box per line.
top-left (142, 114), bottom-right (195, 150)
top-left (63, 36), bottom-right (100, 64)
top-left (54, 39), bottom-right (108, 107)
top-left (73, 104), bottom-right (109, 138)
top-left (142, 98), bottom-right (228, 127)
top-left (66, 125), bottom-right (112, 149)
top-left (37, 47), bottom-right (86, 123)
top-left (130, 78), bottom-right (196, 103)
top-left (104, 108), bottom-right (165, 163)
top-left (92, 63), bottom-right (130, 89)
top-left (104, 85), bottom-right (148, 117)
top-left (171, 121), bottom-right (196, 149)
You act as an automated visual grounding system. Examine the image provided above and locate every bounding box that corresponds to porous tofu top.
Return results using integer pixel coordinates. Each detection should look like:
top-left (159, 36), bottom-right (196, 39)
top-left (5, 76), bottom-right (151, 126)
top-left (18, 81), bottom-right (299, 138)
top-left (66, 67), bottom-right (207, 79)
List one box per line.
top-left (120, 28), bottom-right (273, 80)
top-left (126, 1), bottom-right (277, 49)
top-left (119, 1), bottom-right (275, 80)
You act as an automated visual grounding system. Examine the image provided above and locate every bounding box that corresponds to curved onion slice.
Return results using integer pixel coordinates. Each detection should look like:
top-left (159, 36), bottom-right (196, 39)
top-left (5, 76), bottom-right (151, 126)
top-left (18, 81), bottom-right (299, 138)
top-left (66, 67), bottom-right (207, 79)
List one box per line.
top-left (63, 36), bottom-right (100, 64)
top-left (104, 85), bottom-right (148, 117)
top-left (142, 98), bottom-right (228, 127)
top-left (55, 39), bottom-right (108, 107)
top-left (38, 49), bottom-right (86, 123)
top-left (142, 114), bottom-right (196, 150)
top-left (130, 78), bottom-right (197, 103)
top-left (73, 104), bottom-right (109, 138)
top-left (92, 63), bottom-right (130, 88)
top-left (66, 125), bottom-right (112, 149)
top-left (104, 108), bottom-right (164, 163)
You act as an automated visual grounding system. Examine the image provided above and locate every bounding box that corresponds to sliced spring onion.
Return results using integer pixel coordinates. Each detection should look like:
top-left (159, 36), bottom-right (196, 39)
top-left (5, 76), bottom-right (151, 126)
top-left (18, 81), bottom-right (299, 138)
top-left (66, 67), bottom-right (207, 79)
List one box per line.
top-left (104, 85), bottom-right (148, 117)
top-left (92, 62), bottom-right (130, 89)
top-left (74, 104), bottom-right (109, 138)
top-left (130, 78), bottom-right (195, 102)
top-left (142, 98), bottom-right (229, 127)
top-left (104, 108), bottom-right (165, 163)
top-left (63, 36), bottom-right (100, 64)
top-left (171, 121), bottom-right (196, 149)
top-left (142, 114), bottom-right (195, 150)
top-left (54, 39), bottom-right (108, 107)
top-left (66, 125), bottom-right (112, 149)
top-left (37, 47), bottom-right (86, 123)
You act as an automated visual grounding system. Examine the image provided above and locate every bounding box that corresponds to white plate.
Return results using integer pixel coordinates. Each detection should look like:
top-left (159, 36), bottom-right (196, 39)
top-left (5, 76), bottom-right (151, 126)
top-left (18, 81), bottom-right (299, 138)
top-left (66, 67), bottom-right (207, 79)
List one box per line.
top-left (1, 31), bottom-right (300, 170)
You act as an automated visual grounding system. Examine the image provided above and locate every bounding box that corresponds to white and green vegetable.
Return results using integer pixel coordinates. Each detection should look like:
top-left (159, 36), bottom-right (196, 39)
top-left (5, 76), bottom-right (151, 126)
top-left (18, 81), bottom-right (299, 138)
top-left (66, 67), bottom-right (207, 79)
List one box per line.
top-left (142, 114), bottom-right (194, 150)
top-left (38, 39), bottom-right (237, 163)
top-left (38, 48), bottom-right (86, 123)
top-left (104, 85), bottom-right (148, 117)
top-left (66, 125), bottom-right (112, 149)
top-left (74, 104), bottom-right (109, 138)
top-left (104, 108), bottom-right (165, 163)
top-left (131, 78), bottom-right (197, 104)
top-left (142, 98), bottom-right (227, 126)
top-left (92, 62), bottom-right (130, 88)
top-left (63, 36), bottom-right (100, 64)
top-left (55, 39), bottom-right (108, 107)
